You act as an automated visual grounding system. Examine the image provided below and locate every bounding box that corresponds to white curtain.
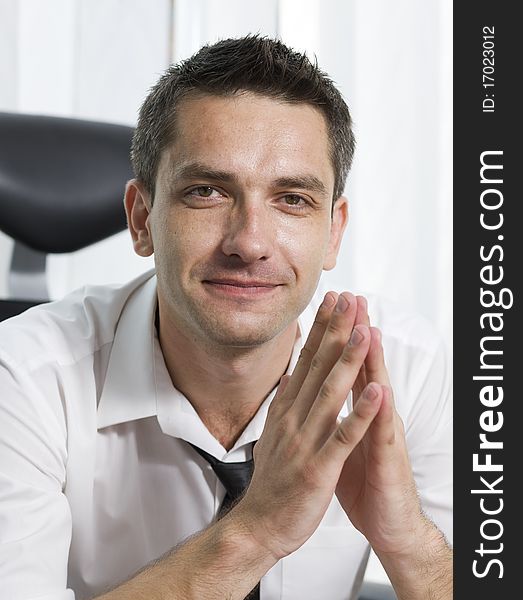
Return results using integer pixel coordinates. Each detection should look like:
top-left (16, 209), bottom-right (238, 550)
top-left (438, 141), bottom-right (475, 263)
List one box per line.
top-left (0, 0), bottom-right (452, 584)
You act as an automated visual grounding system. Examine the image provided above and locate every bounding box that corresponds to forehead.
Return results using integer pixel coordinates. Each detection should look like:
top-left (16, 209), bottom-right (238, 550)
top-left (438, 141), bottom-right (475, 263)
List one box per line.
top-left (159, 92), bottom-right (334, 189)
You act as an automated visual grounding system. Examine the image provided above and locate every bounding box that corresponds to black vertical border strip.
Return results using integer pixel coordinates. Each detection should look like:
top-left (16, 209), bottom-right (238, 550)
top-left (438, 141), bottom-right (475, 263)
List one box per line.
top-left (454, 3), bottom-right (518, 598)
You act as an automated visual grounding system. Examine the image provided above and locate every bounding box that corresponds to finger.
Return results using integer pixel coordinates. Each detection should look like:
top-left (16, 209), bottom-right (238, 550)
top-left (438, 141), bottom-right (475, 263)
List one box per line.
top-left (267, 374), bottom-right (293, 418)
top-left (292, 292), bottom-right (358, 420)
top-left (275, 374), bottom-right (291, 399)
top-left (278, 374), bottom-right (291, 394)
top-left (364, 327), bottom-right (393, 390)
top-left (355, 295), bottom-right (370, 327)
top-left (321, 382), bottom-right (383, 462)
top-left (365, 386), bottom-right (411, 485)
top-left (302, 324), bottom-right (371, 433)
top-left (355, 329), bottom-right (398, 463)
top-left (352, 296), bottom-right (370, 402)
top-left (284, 292), bottom-right (338, 400)
top-left (352, 366), bottom-right (366, 407)
top-left (368, 384), bottom-right (396, 448)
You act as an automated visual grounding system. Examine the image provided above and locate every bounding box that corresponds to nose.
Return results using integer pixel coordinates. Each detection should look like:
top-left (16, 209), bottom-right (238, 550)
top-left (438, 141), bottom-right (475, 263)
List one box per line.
top-left (221, 201), bottom-right (274, 263)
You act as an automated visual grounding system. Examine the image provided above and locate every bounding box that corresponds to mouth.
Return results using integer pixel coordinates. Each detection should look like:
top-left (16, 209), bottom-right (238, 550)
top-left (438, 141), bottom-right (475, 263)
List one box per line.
top-left (202, 279), bottom-right (281, 298)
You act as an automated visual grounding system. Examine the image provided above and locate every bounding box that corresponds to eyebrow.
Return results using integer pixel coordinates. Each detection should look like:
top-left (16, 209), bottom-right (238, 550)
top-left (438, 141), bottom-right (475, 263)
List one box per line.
top-left (168, 162), bottom-right (328, 196)
top-left (272, 175), bottom-right (327, 196)
top-left (171, 163), bottom-right (236, 185)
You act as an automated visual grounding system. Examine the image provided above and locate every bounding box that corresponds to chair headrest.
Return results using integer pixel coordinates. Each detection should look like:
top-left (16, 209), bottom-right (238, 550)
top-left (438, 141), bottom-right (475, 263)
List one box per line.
top-left (0, 112), bottom-right (135, 253)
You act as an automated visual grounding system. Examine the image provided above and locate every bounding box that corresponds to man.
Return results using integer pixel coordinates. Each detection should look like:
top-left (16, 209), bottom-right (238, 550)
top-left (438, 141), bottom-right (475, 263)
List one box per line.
top-left (0, 36), bottom-right (452, 599)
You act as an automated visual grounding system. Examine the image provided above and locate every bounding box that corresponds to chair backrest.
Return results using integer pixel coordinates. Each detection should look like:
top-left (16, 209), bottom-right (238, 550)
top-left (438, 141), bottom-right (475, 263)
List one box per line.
top-left (0, 112), bottom-right (135, 320)
top-left (358, 582), bottom-right (397, 600)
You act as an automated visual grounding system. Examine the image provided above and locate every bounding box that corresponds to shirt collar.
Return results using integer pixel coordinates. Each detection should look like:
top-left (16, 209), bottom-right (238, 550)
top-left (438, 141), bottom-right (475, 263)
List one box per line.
top-left (97, 271), bottom-right (158, 429)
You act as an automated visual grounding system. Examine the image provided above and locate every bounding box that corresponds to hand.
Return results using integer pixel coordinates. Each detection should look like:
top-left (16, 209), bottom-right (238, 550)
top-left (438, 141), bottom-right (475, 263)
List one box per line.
top-left (335, 296), bottom-right (428, 556)
top-left (231, 292), bottom-right (385, 560)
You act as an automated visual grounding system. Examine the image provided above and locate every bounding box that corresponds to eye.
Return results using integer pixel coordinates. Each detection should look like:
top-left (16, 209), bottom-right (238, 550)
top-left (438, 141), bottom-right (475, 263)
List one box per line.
top-left (280, 194), bottom-right (310, 211)
top-left (284, 195), bottom-right (303, 205)
top-left (190, 186), bottom-right (219, 198)
top-left (182, 186), bottom-right (226, 206)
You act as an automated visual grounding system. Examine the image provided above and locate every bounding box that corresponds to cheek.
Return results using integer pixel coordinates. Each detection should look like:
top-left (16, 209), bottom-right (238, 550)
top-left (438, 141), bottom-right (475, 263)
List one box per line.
top-left (276, 220), bottom-right (330, 276)
top-left (155, 213), bottom-right (220, 271)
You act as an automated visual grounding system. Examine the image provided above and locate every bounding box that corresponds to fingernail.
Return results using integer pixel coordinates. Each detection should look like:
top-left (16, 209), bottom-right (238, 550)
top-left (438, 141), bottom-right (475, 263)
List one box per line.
top-left (348, 326), bottom-right (363, 346)
top-left (322, 292), bottom-right (336, 309)
top-left (364, 383), bottom-right (379, 401)
top-left (335, 294), bottom-right (349, 313)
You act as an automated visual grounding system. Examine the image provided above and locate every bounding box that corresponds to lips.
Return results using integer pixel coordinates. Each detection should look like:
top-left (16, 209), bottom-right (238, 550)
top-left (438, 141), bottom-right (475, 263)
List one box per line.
top-left (203, 279), bottom-right (278, 288)
top-left (202, 278), bottom-right (281, 298)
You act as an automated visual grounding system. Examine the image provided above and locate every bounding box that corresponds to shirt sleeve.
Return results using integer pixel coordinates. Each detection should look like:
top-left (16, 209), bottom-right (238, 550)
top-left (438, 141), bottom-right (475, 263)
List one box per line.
top-left (0, 352), bottom-right (75, 599)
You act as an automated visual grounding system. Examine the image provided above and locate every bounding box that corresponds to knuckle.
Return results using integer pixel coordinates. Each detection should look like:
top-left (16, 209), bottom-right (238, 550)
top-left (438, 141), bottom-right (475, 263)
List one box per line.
top-left (333, 424), bottom-right (355, 447)
top-left (275, 414), bottom-right (294, 438)
top-left (312, 313), bottom-right (329, 329)
top-left (340, 344), bottom-right (363, 366)
top-left (385, 431), bottom-right (396, 446)
top-left (298, 345), bottom-right (314, 363)
top-left (318, 379), bottom-right (336, 401)
top-left (309, 353), bottom-right (324, 374)
top-left (339, 348), bottom-right (355, 366)
top-left (279, 429), bottom-right (303, 462)
top-left (352, 399), bottom-right (373, 421)
top-left (326, 318), bottom-right (344, 336)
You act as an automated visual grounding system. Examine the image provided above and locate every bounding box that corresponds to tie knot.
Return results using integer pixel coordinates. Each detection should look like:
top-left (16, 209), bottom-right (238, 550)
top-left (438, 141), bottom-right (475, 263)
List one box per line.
top-left (188, 442), bottom-right (254, 502)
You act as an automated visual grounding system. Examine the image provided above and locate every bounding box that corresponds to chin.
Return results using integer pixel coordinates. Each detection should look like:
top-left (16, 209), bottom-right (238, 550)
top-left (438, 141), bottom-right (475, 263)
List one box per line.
top-left (195, 313), bottom-right (292, 348)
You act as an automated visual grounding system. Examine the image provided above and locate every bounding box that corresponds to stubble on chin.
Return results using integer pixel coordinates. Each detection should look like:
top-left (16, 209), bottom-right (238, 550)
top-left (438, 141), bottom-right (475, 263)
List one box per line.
top-left (184, 299), bottom-right (297, 349)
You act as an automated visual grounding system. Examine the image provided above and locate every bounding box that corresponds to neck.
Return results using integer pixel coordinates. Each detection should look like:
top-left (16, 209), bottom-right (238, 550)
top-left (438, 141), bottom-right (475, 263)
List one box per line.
top-left (157, 304), bottom-right (298, 451)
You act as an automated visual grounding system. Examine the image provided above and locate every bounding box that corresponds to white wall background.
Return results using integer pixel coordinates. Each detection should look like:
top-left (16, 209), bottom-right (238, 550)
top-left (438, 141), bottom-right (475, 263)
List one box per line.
top-left (0, 0), bottom-right (452, 586)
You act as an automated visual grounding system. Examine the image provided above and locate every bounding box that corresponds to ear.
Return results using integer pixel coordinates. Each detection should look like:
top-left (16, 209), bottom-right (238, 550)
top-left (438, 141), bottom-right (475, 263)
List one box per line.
top-left (323, 195), bottom-right (348, 271)
top-left (124, 179), bottom-right (154, 257)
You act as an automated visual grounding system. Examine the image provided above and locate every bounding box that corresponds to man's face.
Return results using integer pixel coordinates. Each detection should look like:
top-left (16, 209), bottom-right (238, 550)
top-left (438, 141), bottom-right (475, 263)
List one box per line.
top-left (135, 93), bottom-right (347, 348)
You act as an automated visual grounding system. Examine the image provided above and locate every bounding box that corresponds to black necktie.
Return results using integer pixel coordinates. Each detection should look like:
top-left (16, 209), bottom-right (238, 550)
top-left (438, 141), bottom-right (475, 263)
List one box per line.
top-left (188, 442), bottom-right (260, 599)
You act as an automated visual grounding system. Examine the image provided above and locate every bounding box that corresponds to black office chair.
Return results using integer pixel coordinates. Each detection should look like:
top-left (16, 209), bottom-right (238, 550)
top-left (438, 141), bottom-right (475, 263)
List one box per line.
top-left (358, 581), bottom-right (397, 600)
top-left (0, 111), bottom-right (134, 321)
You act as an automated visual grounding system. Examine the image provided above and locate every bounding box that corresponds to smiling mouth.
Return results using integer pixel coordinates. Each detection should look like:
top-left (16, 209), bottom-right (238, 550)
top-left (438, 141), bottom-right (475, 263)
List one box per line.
top-left (202, 279), bottom-right (280, 297)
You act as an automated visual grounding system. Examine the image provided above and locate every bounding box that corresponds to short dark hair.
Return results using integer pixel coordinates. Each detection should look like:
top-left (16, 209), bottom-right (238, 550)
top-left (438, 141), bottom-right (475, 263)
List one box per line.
top-left (131, 34), bottom-right (355, 202)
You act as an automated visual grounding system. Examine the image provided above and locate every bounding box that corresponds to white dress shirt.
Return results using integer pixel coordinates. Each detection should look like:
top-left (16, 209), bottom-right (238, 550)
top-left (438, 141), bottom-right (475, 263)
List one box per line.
top-left (0, 270), bottom-right (452, 600)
